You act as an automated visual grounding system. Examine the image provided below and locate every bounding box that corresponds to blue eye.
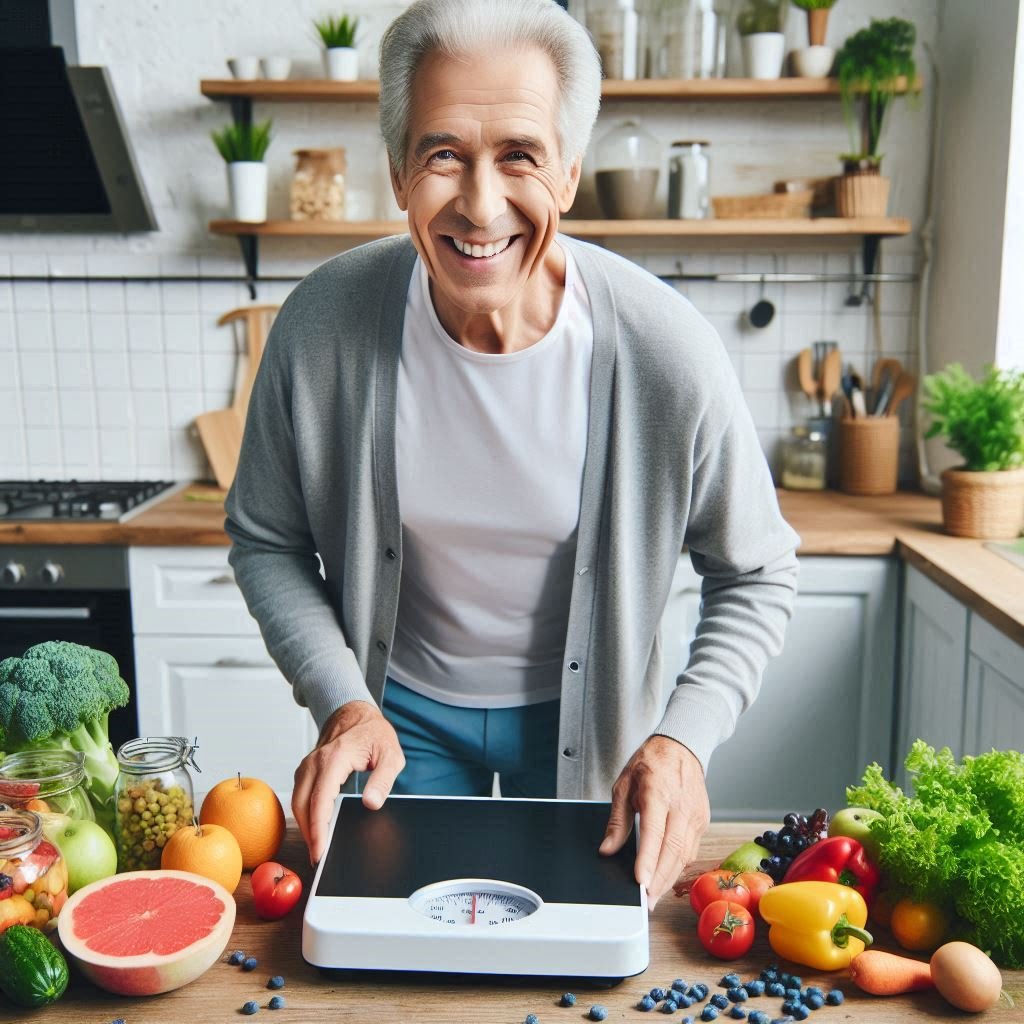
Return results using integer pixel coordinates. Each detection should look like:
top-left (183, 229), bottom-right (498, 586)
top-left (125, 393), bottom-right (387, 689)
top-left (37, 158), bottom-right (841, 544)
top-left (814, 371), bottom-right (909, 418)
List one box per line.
top-left (429, 149), bottom-right (457, 162)
top-left (505, 150), bottom-right (531, 162)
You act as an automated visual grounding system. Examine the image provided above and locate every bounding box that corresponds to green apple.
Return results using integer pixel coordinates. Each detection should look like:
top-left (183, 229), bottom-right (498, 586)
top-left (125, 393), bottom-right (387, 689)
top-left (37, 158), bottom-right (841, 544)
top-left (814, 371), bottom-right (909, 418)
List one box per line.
top-left (828, 806), bottom-right (884, 861)
top-left (720, 841), bottom-right (771, 874)
top-left (50, 819), bottom-right (118, 894)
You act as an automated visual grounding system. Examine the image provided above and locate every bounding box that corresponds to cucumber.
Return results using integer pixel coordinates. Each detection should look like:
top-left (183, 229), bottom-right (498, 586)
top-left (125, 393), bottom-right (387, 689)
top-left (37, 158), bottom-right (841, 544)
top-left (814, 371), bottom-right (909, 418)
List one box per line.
top-left (0, 924), bottom-right (69, 1007)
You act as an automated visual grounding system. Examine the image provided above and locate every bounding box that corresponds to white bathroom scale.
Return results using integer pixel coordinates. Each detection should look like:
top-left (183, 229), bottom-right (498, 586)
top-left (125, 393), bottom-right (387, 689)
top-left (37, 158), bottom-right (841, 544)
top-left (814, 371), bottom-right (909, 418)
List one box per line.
top-left (302, 794), bottom-right (649, 981)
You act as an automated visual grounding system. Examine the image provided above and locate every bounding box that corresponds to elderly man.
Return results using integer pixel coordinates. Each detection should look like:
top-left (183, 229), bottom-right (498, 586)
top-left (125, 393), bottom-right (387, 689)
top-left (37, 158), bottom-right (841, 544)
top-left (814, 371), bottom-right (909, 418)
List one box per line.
top-left (225, 0), bottom-right (799, 909)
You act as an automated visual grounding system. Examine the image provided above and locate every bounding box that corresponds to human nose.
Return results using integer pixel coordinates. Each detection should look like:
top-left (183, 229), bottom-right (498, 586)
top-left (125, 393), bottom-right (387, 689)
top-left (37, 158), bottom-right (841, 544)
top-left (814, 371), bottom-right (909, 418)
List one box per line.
top-left (454, 161), bottom-right (506, 228)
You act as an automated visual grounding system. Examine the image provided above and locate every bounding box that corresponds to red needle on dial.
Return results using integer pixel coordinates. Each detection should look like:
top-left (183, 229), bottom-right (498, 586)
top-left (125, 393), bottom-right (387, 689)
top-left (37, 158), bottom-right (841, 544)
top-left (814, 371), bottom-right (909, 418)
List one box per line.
top-left (471, 894), bottom-right (477, 924)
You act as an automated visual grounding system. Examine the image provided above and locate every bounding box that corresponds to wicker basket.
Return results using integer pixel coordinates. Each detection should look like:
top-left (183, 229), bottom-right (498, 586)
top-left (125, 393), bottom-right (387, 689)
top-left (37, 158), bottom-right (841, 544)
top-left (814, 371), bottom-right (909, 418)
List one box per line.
top-left (835, 173), bottom-right (891, 217)
top-left (711, 190), bottom-right (813, 219)
top-left (839, 416), bottom-right (899, 496)
top-left (940, 467), bottom-right (1024, 539)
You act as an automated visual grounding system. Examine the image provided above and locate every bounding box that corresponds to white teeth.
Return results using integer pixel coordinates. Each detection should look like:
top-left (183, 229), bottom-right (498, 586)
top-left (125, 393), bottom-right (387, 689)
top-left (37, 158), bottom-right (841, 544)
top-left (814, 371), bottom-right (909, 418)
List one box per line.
top-left (452, 237), bottom-right (511, 258)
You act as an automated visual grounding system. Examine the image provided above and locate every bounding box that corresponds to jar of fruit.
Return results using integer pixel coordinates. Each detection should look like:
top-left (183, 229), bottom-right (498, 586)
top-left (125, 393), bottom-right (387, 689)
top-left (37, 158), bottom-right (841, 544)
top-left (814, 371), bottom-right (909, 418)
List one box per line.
top-left (0, 750), bottom-right (94, 826)
top-left (0, 809), bottom-right (69, 935)
top-left (114, 737), bottom-right (199, 871)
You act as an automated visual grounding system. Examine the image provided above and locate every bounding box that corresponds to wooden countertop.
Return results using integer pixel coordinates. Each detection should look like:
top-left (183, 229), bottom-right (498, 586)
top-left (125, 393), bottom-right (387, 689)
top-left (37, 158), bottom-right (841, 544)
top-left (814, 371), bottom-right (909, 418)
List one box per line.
top-left (16, 821), bottom-right (1022, 1024)
top-left (1, 485), bottom-right (1022, 645)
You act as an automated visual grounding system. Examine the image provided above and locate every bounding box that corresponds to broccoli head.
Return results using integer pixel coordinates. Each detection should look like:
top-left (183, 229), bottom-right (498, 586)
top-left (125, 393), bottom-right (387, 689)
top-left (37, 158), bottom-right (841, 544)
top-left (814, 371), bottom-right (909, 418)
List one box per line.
top-left (0, 641), bottom-right (130, 834)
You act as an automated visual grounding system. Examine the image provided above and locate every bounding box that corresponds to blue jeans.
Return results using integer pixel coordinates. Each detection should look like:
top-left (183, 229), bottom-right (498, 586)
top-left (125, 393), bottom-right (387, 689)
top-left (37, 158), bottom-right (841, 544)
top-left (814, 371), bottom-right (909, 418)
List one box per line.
top-left (374, 678), bottom-right (559, 797)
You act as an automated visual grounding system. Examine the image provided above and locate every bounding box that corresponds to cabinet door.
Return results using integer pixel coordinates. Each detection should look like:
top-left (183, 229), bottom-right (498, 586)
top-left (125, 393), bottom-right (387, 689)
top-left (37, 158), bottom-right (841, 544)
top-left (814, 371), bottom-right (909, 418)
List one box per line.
top-left (661, 555), bottom-right (898, 821)
top-left (898, 566), bottom-right (969, 777)
top-left (133, 636), bottom-right (319, 801)
top-left (964, 615), bottom-right (1024, 753)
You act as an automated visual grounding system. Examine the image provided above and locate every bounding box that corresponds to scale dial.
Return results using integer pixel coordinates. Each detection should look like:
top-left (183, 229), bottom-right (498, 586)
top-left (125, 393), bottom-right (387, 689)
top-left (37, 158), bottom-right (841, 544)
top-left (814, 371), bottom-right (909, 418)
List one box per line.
top-left (409, 879), bottom-right (541, 927)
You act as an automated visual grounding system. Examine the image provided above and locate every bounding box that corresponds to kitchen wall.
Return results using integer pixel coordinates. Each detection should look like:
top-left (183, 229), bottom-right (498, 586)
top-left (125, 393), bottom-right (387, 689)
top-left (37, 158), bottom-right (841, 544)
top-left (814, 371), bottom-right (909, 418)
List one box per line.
top-left (0, 0), bottom-right (941, 482)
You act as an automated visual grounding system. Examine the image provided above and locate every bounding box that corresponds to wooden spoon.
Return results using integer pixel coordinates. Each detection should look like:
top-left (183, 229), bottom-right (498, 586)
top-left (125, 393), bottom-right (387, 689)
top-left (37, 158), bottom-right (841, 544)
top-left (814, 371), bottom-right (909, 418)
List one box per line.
top-left (886, 371), bottom-right (917, 416)
top-left (797, 348), bottom-right (818, 405)
top-left (821, 348), bottom-right (843, 417)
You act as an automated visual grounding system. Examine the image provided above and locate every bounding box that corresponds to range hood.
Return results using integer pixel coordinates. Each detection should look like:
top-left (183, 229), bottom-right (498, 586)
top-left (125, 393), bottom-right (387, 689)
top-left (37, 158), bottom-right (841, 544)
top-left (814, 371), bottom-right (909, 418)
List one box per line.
top-left (0, 1), bottom-right (157, 233)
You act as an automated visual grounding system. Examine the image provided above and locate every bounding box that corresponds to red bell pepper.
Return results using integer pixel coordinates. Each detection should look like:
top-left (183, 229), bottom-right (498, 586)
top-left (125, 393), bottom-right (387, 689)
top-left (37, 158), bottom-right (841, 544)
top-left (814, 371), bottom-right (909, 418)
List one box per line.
top-left (782, 836), bottom-right (880, 905)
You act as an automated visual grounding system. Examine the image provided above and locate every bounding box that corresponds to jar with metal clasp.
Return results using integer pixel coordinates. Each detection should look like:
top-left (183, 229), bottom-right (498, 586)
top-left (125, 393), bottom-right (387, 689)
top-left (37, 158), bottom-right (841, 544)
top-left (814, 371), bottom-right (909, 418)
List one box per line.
top-left (0, 749), bottom-right (94, 825)
top-left (114, 736), bottom-right (199, 871)
top-left (781, 425), bottom-right (827, 490)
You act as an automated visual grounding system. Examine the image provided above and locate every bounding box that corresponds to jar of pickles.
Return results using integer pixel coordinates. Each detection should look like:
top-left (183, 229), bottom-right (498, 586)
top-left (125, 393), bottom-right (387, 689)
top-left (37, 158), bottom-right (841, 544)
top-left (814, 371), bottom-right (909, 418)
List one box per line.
top-left (114, 737), bottom-right (199, 872)
top-left (0, 809), bottom-right (68, 934)
top-left (0, 750), bottom-right (94, 826)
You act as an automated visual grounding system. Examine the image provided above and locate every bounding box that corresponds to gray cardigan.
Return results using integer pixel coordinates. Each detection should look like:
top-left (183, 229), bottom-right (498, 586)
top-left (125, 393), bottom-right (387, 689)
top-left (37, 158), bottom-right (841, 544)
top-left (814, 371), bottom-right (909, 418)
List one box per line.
top-left (225, 235), bottom-right (800, 799)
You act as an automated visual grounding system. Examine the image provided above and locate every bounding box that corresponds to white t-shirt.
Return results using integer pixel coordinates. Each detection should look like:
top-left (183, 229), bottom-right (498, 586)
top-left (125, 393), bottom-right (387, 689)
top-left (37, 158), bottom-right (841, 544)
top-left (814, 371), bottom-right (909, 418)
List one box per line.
top-left (389, 247), bottom-right (594, 708)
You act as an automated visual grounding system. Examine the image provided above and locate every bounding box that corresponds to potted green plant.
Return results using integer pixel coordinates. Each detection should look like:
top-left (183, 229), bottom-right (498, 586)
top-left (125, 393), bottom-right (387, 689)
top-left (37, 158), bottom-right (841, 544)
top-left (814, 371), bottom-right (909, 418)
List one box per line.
top-left (212, 120), bottom-right (273, 223)
top-left (834, 17), bottom-right (917, 217)
top-left (922, 363), bottom-right (1024, 539)
top-left (791, 0), bottom-right (838, 78)
top-left (315, 13), bottom-right (360, 81)
top-left (736, 0), bottom-right (789, 80)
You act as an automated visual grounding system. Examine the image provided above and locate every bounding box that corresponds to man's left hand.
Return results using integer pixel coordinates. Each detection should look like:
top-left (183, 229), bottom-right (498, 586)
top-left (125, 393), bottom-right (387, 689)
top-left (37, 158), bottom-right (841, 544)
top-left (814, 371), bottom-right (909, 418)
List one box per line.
top-left (598, 736), bottom-right (710, 912)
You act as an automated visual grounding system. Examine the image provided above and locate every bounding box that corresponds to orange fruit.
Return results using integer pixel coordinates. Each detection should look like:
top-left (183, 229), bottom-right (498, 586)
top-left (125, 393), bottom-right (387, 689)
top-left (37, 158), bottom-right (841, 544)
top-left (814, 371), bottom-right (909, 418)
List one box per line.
top-left (199, 775), bottom-right (285, 870)
top-left (160, 821), bottom-right (243, 894)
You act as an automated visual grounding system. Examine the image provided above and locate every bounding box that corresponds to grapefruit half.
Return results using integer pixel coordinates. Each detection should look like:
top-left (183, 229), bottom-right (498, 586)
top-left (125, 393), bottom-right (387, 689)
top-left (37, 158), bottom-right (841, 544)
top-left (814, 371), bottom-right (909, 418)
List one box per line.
top-left (56, 870), bottom-right (236, 996)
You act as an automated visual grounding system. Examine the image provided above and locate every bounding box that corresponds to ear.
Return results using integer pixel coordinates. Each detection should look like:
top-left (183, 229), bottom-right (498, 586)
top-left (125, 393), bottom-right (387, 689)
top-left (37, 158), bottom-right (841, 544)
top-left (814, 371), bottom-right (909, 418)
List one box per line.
top-left (559, 157), bottom-right (582, 214)
top-left (389, 161), bottom-right (409, 212)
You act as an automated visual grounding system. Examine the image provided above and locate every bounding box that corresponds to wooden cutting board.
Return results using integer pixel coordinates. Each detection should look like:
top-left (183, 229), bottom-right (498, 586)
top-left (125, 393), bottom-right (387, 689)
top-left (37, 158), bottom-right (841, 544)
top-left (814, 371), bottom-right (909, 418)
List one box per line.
top-left (195, 304), bottom-right (278, 490)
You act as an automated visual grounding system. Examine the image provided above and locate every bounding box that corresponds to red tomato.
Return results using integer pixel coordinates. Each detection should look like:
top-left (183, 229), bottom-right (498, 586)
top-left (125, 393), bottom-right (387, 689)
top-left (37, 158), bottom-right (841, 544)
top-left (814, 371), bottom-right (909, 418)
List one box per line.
top-left (733, 870), bottom-right (774, 917)
top-left (697, 900), bottom-right (756, 960)
top-left (689, 869), bottom-right (751, 916)
top-left (251, 860), bottom-right (304, 919)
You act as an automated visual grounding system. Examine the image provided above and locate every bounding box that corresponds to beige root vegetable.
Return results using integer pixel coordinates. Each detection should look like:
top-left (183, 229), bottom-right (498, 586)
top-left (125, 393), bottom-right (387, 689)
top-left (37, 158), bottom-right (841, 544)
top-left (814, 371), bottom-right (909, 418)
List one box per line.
top-left (930, 941), bottom-right (1004, 1012)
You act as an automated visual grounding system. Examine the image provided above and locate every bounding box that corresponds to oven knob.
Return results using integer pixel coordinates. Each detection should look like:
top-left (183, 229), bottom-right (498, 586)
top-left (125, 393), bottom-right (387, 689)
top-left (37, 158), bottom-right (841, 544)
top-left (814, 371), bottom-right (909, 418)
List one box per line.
top-left (40, 561), bottom-right (65, 585)
top-left (2, 562), bottom-right (25, 584)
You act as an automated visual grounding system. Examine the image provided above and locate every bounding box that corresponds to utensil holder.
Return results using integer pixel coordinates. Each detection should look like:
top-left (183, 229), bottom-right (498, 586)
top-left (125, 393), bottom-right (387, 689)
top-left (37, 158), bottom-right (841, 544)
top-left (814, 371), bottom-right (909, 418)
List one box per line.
top-left (839, 416), bottom-right (899, 496)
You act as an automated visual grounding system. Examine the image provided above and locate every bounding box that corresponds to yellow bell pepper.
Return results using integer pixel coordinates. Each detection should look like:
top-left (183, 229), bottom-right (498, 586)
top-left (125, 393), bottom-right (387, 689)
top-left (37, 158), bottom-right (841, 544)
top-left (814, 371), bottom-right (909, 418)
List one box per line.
top-left (759, 881), bottom-right (874, 971)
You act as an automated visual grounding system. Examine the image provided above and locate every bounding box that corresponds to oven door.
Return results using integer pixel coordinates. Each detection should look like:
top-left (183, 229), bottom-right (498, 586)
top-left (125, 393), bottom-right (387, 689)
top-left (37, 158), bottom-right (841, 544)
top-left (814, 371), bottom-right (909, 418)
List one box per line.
top-left (0, 588), bottom-right (139, 752)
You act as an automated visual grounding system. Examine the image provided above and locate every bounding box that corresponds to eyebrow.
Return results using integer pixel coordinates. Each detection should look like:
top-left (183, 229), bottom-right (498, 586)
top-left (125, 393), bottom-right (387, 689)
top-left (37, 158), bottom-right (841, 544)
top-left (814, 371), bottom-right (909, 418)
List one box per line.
top-left (414, 131), bottom-right (463, 159)
top-left (412, 132), bottom-right (549, 160)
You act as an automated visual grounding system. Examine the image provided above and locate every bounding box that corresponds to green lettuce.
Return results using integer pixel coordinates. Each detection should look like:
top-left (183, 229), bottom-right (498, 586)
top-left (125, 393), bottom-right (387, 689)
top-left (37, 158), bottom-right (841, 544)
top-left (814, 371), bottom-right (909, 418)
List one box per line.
top-left (847, 740), bottom-right (1024, 967)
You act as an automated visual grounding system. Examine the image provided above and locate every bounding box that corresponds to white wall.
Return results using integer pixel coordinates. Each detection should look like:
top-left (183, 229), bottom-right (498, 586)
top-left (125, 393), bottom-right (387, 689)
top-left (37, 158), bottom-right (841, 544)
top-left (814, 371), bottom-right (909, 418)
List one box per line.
top-left (0, 0), bottom-right (941, 481)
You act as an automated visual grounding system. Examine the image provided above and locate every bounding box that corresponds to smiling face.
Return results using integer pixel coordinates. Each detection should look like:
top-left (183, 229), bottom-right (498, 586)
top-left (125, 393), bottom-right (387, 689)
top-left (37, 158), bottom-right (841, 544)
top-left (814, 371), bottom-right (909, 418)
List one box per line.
top-left (391, 46), bottom-right (581, 351)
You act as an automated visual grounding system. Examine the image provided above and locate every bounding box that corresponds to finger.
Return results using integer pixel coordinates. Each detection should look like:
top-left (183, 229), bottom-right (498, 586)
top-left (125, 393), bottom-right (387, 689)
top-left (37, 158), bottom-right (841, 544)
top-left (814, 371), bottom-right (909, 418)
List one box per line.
top-left (307, 752), bottom-right (361, 864)
top-left (291, 759), bottom-right (315, 859)
top-left (633, 796), bottom-right (669, 891)
top-left (599, 777), bottom-right (634, 855)
top-left (646, 809), bottom-right (690, 910)
top-left (361, 744), bottom-right (405, 809)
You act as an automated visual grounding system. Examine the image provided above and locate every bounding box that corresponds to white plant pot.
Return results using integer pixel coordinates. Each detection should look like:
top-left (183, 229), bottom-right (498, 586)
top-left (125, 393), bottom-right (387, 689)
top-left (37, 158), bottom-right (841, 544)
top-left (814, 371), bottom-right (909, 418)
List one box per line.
top-left (324, 47), bottom-right (359, 81)
top-left (792, 45), bottom-right (835, 79)
top-left (227, 162), bottom-right (268, 222)
top-left (742, 32), bottom-right (785, 80)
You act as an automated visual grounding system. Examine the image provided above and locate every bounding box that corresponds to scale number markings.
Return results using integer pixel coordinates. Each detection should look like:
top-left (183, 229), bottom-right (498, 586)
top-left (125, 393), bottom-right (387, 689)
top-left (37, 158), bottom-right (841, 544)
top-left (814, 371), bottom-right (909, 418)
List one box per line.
top-left (410, 880), bottom-right (541, 927)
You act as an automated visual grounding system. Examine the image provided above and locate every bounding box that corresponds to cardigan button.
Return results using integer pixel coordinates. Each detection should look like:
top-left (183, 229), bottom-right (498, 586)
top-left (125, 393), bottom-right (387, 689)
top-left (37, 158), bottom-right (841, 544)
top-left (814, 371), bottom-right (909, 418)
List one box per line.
top-left (568, 660), bottom-right (581, 673)
top-left (563, 747), bottom-right (575, 758)
top-left (385, 547), bottom-right (397, 560)
top-left (376, 640), bottom-right (387, 653)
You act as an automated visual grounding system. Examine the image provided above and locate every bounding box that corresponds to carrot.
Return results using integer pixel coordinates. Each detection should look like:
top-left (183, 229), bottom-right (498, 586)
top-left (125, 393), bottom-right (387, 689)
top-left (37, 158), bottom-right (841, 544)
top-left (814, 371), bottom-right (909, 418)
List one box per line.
top-left (850, 949), bottom-right (935, 995)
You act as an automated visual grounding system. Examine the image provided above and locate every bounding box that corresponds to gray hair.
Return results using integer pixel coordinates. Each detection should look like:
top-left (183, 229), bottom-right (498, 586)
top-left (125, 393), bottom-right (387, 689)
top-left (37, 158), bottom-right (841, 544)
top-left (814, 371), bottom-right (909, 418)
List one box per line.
top-left (379, 0), bottom-right (601, 173)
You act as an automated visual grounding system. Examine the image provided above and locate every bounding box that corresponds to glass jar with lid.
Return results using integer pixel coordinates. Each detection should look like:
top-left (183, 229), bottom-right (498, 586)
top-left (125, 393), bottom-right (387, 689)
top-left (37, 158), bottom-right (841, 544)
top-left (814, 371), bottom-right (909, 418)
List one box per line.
top-left (594, 119), bottom-right (661, 219)
top-left (0, 749), bottom-right (94, 826)
top-left (0, 809), bottom-right (69, 933)
top-left (114, 737), bottom-right (199, 872)
top-left (667, 140), bottom-right (711, 218)
top-left (781, 425), bottom-right (827, 490)
top-left (289, 147), bottom-right (347, 221)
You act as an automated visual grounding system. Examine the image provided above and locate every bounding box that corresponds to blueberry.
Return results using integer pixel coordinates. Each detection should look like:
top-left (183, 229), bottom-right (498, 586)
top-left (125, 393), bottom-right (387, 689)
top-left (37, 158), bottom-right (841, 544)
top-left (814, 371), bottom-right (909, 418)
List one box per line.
top-left (781, 1002), bottom-right (798, 1016)
top-left (661, 1002), bottom-right (678, 1014)
top-left (110, 1019), bottom-right (127, 1024)
top-left (676, 995), bottom-right (695, 1008)
top-left (700, 1008), bottom-right (719, 1022)
top-left (824, 991), bottom-right (844, 1006)
top-left (672, 979), bottom-right (687, 991)
top-left (786, 976), bottom-right (802, 988)
top-left (784, 988), bottom-right (801, 1001)
top-left (710, 994), bottom-right (729, 1010)
top-left (804, 994), bottom-right (824, 1010)
top-left (268, 996), bottom-right (285, 1010)
top-left (560, 993), bottom-right (577, 1007)
top-left (759, 967), bottom-right (779, 982)
top-left (803, 987), bottom-right (823, 1000)
top-left (267, 976), bottom-right (285, 989)
top-left (242, 956), bottom-right (259, 971)
top-left (744, 980), bottom-right (765, 997)
top-left (651, 988), bottom-right (668, 1001)
top-left (767, 982), bottom-right (786, 997)
top-left (792, 1008), bottom-right (810, 1021)
top-left (729, 1010), bottom-right (746, 1020)
top-left (690, 983), bottom-right (709, 1000)
top-left (228, 950), bottom-right (246, 965)
top-left (241, 1001), bottom-right (259, 1015)
top-left (639, 995), bottom-right (657, 1011)
top-left (588, 1007), bottom-right (608, 1022)
top-left (747, 1014), bottom-right (769, 1024)
top-left (720, 973), bottom-right (741, 988)
top-left (525, 1015), bottom-right (539, 1024)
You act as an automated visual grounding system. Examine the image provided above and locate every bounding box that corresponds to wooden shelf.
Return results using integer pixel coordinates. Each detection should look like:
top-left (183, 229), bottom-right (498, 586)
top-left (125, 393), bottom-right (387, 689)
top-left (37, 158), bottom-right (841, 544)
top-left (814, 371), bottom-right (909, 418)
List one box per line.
top-left (201, 76), bottom-right (920, 104)
top-left (209, 217), bottom-right (912, 240)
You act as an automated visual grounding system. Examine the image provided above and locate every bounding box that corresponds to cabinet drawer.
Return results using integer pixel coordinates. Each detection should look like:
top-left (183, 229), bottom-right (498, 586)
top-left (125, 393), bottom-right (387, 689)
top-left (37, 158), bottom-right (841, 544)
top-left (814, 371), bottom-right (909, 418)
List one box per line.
top-left (129, 547), bottom-right (258, 636)
top-left (133, 635), bottom-right (319, 800)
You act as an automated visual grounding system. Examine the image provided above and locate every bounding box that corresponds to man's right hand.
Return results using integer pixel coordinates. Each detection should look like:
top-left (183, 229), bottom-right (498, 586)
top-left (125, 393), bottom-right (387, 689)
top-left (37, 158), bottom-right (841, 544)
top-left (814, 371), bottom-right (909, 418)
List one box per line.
top-left (291, 699), bottom-right (406, 865)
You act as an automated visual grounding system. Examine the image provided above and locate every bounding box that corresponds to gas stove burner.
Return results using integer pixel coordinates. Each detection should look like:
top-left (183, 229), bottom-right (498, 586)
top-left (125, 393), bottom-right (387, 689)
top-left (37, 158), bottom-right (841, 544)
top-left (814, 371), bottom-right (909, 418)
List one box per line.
top-left (0, 480), bottom-right (181, 522)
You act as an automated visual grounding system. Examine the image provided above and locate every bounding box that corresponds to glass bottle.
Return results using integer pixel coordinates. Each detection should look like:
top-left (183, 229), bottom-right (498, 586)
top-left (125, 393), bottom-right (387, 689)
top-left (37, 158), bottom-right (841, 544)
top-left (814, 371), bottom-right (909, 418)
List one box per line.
top-left (588, 0), bottom-right (641, 80)
top-left (0, 749), bottom-right (94, 825)
top-left (289, 147), bottom-right (347, 221)
top-left (781, 425), bottom-right (827, 490)
top-left (662, 0), bottom-right (727, 79)
top-left (667, 140), bottom-right (711, 218)
top-left (594, 120), bottom-right (662, 219)
top-left (0, 809), bottom-right (69, 933)
top-left (114, 737), bottom-right (199, 872)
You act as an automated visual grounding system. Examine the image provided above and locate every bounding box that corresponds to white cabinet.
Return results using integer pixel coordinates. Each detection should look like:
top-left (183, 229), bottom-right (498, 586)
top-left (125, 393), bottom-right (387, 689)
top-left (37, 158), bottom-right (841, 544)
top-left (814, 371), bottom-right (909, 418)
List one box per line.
top-left (661, 556), bottom-right (898, 821)
top-left (899, 564), bottom-right (1024, 780)
top-left (130, 548), bottom-right (318, 800)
